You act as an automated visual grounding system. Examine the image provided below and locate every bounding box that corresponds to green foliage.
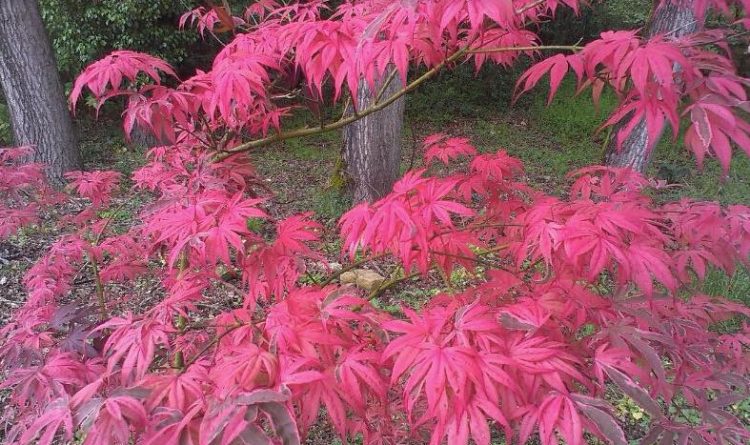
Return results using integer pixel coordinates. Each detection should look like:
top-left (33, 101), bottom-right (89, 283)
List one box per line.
top-left (614, 395), bottom-right (649, 423)
top-left (245, 217), bottom-right (266, 234)
top-left (0, 101), bottom-right (11, 146)
top-left (407, 63), bottom-right (526, 123)
top-left (39, 0), bottom-right (201, 78)
top-left (701, 266), bottom-right (750, 307)
top-left (730, 396), bottom-right (750, 425)
top-left (97, 207), bottom-right (131, 222)
top-left (297, 270), bottom-right (326, 285)
top-left (538, 0), bottom-right (651, 46)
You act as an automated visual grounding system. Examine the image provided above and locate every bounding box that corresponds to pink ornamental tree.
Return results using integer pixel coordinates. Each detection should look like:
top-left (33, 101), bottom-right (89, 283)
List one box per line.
top-left (1, 1), bottom-right (750, 445)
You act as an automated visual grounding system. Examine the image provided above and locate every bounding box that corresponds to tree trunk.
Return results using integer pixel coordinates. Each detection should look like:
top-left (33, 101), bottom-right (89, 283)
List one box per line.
top-left (343, 68), bottom-right (405, 202)
top-left (0, 0), bottom-right (81, 181)
top-left (604, 0), bottom-right (699, 172)
top-left (129, 123), bottom-right (164, 150)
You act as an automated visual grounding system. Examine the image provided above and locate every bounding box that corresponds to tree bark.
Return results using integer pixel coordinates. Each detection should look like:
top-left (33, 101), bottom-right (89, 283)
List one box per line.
top-left (0, 0), bottom-right (81, 181)
top-left (604, 0), bottom-right (699, 172)
top-left (129, 123), bottom-right (164, 150)
top-left (343, 68), bottom-right (405, 202)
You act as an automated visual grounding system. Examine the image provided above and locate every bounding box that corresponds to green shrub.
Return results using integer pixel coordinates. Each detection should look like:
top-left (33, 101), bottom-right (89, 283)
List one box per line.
top-left (39, 0), bottom-right (202, 79)
top-left (407, 62), bottom-right (527, 123)
top-left (540, 0), bottom-right (651, 45)
top-left (0, 101), bottom-right (11, 146)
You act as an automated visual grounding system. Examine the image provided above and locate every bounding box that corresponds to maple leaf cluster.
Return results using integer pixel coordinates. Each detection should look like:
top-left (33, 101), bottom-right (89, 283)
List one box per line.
top-left (3, 132), bottom-right (750, 445)
top-left (0, 147), bottom-right (60, 239)
top-left (2, 1), bottom-right (750, 445)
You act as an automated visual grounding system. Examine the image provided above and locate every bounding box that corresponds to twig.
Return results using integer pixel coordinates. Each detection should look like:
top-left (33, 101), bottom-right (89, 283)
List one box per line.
top-left (214, 277), bottom-right (246, 297)
top-left (374, 68), bottom-right (399, 104)
top-left (368, 269), bottom-right (422, 300)
top-left (182, 322), bottom-right (244, 371)
top-left (89, 255), bottom-right (107, 320)
top-left (468, 44), bottom-right (581, 54)
top-left (515, 0), bottom-right (546, 14)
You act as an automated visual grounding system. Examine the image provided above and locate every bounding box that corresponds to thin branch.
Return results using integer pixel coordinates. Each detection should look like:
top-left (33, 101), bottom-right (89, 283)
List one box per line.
top-left (214, 276), bottom-right (246, 298)
top-left (182, 322), bottom-right (244, 371)
top-left (374, 68), bottom-right (399, 104)
top-left (214, 40), bottom-right (585, 161)
top-left (215, 43), bottom-right (475, 160)
top-left (87, 199), bottom-right (129, 320)
top-left (469, 44), bottom-right (581, 54)
top-left (368, 269), bottom-right (421, 300)
top-left (90, 256), bottom-right (107, 320)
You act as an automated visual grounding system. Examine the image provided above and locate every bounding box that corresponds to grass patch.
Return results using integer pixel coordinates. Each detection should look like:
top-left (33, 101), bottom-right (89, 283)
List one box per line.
top-left (311, 189), bottom-right (351, 221)
top-left (77, 117), bottom-right (147, 179)
top-left (651, 146), bottom-right (750, 205)
top-left (529, 78), bottom-right (618, 144)
top-left (424, 77), bottom-right (750, 204)
top-left (701, 266), bottom-right (750, 307)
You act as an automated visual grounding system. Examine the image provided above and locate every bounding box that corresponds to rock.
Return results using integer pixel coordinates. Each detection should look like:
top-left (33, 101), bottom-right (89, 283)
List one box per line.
top-left (339, 268), bottom-right (385, 291)
top-left (356, 270), bottom-right (385, 291)
top-left (340, 270), bottom-right (358, 284)
top-left (313, 261), bottom-right (343, 273)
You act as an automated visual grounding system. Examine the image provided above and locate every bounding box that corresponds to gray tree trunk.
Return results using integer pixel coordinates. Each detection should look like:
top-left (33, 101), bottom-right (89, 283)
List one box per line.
top-left (604, 0), bottom-right (699, 172)
top-left (343, 68), bottom-right (405, 202)
top-left (0, 0), bottom-right (81, 181)
top-left (129, 124), bottom-right (163, 150)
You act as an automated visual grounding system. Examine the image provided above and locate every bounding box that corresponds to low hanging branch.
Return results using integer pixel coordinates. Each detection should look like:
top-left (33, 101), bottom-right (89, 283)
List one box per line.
top-left (468, 44), bottom-right (581, 54)
top-left (215, 44), bottom-right (472, 159)
top-left (215, 43), bottom-right (581, 159)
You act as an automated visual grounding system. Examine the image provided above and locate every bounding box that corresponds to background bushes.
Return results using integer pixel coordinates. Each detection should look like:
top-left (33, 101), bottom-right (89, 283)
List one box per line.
top-left (39, 0), bottom-right (202, 80)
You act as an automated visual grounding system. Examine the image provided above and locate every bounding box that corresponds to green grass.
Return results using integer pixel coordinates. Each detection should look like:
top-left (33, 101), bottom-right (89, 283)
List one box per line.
top-left (651, 145), bottom-right (750, 205)
top-left (701, 266), bottom-right (750, 307)
top-left (430, 77), bottom-right (750, 204)
top-left (77, 117), bottom-right (147, 179)
top-left (407, 62), bottom-right (524, 124)
top-left (529, 78), bottom-right (619, 145)
top-left (311, 189), bottom-right (351, 221)
top-left (529, 79), bottom-right (750, 204)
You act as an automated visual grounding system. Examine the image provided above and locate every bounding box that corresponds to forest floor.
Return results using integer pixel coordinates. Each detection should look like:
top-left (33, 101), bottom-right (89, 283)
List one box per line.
top-left (1, 82), bottom-right (750, 442)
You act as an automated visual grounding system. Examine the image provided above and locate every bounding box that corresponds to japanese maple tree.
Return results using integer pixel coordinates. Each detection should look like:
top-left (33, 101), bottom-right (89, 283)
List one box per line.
top-left (2, 1), bottom-right (750, 445)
